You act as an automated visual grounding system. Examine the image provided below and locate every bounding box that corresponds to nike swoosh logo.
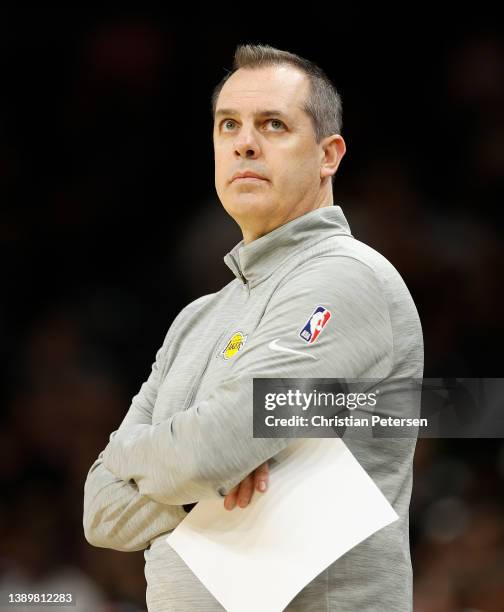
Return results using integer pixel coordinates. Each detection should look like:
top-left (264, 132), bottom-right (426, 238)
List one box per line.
top-left (268, 338), bottom-right (318, 360)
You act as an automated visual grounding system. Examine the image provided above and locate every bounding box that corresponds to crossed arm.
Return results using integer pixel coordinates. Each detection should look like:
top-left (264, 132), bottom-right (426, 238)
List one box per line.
top-left (82, 298), bottom-right (271, 552)
top-left (84, 256), bottom-right (391, 550)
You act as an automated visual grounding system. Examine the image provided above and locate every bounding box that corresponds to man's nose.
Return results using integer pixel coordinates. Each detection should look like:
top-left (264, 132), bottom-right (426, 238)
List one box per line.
top-left (234, 127), bottom-right (261, 159)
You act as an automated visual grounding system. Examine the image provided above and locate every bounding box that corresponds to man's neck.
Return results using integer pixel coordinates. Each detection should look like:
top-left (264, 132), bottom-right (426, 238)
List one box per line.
top-left (241, 201), bottom-right (333, 245)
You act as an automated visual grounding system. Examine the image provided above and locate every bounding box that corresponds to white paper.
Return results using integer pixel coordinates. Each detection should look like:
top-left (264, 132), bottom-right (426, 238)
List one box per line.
top-left (167, 438), bottom-right (399, 612)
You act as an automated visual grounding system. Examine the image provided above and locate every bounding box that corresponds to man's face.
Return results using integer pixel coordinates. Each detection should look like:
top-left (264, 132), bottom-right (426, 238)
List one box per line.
top-left (213, 65), bottom-right (327, 240)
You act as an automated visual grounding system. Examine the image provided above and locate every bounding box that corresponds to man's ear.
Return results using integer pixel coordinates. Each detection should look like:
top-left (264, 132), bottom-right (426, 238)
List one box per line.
top-left (320, 134), bottom-right (346, 180)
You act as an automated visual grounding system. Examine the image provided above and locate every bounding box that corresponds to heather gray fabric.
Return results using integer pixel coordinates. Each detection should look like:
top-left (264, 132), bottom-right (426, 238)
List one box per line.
top-left (83, 204), bottom-right (423, 611)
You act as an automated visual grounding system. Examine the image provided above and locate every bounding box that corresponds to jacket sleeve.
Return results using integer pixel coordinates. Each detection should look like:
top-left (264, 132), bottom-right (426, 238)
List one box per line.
top-left (102, 256), bottom-right (394, 505)
top-left (83, 328), bottom-right (188, 552)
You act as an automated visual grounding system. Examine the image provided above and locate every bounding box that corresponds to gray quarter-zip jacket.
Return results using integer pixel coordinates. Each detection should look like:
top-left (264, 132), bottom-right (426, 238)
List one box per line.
top-left (83, 204), bottom-right (423, 611)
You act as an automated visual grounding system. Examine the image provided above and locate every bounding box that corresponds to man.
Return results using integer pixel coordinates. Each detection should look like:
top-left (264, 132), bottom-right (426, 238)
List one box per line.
top-left (83, 43), bottom-right (423, 611)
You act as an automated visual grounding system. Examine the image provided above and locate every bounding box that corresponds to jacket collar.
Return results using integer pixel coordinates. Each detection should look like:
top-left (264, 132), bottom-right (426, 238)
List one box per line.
top-left (223, 204), bottom-right (352, 289)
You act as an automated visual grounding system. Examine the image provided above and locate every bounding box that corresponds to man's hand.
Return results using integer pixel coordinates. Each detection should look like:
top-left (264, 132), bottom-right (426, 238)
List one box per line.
top-left (223, 461), bottom-right (269, 510)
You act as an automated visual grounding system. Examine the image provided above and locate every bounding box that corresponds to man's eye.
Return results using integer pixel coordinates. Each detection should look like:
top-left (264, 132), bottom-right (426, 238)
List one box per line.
top-left (222, 120), bottom-right (236, 130)
top-left (268, 119), bottom-right (285, 130)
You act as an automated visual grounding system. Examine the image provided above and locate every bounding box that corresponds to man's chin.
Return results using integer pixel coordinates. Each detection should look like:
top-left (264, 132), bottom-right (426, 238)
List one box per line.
top-left (225, 196), bottom-right (274, 218)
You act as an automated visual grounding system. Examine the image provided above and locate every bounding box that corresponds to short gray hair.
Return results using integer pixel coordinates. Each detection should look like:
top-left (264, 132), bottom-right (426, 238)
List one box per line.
top-left (211, 43), bottom-right (343, 143)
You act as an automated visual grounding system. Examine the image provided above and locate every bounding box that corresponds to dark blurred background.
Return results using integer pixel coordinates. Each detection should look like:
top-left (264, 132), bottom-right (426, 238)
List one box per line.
top-left (1, 10), bottom-right (503, 612)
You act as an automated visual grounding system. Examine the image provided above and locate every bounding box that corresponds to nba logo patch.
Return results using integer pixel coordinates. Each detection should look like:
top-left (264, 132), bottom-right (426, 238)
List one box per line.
top-left (299, 306), bottom-right (332, 344)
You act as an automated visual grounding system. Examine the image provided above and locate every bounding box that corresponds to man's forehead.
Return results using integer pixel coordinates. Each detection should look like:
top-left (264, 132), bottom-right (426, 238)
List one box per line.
top-left (216, 66), bottom-right (308, 118)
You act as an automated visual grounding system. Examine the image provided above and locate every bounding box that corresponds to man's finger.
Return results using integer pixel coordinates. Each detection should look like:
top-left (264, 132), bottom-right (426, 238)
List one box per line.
top-left (254, 461), bottom-right (269, 492)
top-left (223, 485), bottom-right (239, 511)
top-left (237, 474), bottom-right (254, 508)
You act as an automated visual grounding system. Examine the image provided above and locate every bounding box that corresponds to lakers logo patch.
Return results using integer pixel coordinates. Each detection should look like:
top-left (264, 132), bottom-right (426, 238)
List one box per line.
top-left (221, 331), bottom-right (248, 360)
top-left (299, 306), bottom-right (332, 344)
